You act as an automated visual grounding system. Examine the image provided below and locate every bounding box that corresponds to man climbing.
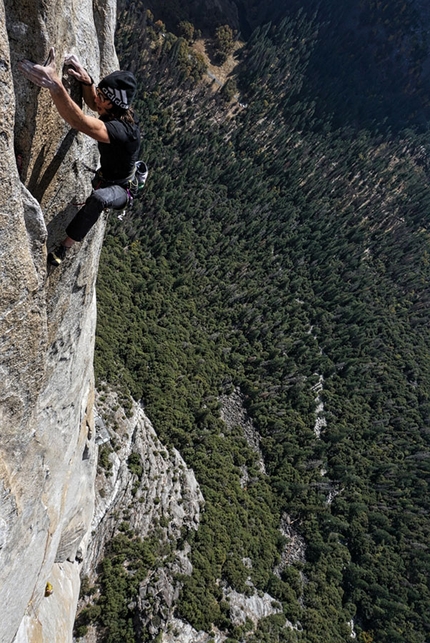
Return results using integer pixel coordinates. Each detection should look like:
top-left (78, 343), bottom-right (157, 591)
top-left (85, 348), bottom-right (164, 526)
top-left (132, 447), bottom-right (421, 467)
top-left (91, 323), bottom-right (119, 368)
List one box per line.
top-left (19, 48), bottom-right (141, 266)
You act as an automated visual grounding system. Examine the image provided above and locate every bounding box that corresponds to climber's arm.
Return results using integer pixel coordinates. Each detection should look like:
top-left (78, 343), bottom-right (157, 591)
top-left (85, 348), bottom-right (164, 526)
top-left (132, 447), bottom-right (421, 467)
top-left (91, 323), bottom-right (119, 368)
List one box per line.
top-left (81, 83), bottom-right (98, 112)
top-left (49, 83), bottom-right (109, 143)
top-left (18, 48), bottom-right (110, 143)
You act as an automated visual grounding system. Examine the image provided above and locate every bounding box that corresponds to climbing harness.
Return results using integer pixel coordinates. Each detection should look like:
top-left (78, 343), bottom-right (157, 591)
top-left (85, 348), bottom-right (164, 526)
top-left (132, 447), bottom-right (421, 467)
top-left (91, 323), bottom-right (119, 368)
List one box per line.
top-left (92, 160), bottom-right (148, 204)
top-left (73, 161), bottom-right (149, 215)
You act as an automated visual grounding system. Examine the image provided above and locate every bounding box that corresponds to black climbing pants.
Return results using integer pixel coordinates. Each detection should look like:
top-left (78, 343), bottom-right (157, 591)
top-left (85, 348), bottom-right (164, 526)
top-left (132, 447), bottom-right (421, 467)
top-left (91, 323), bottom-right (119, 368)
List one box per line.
top-left (66, 183), bottom-right (128, 242)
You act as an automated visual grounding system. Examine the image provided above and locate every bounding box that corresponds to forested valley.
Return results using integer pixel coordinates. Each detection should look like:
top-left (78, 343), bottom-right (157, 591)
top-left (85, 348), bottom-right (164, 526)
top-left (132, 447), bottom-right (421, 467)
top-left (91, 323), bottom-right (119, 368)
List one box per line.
top-left (90, 1), bottom-right (430, 641)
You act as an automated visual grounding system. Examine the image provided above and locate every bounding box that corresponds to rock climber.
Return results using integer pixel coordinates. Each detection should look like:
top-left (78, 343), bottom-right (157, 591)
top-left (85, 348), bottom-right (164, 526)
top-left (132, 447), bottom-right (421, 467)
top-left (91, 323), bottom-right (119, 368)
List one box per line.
top-left (19, 48), bottom-right (141, 266)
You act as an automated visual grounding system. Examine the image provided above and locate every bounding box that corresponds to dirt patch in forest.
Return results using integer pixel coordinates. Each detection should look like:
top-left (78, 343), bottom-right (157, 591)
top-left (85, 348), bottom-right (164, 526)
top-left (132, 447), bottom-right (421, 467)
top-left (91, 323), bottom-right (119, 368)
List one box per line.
top-left (192, 38), bottom-right (244, 88)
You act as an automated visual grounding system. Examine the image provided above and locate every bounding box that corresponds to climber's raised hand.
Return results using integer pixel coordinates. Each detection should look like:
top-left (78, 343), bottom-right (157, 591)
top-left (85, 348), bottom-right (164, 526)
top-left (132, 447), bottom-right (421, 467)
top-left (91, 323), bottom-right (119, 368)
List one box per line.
top-left (64, 53), bottom-right (93, 85)
top-left (18, 46), bottom-right (109, 142)
top-left (18, 47), bottom-right (59, 90)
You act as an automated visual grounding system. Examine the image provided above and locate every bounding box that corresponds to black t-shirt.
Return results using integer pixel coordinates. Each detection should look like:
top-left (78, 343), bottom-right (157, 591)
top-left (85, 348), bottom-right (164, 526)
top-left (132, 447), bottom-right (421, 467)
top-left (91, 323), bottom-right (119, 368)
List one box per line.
top-left (98, 119), bottom-right (141, 182)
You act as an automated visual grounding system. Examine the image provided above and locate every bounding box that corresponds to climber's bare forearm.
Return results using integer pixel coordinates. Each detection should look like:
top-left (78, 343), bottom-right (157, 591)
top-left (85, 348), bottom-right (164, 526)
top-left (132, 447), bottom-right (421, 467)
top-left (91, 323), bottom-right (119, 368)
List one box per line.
top-left (82, 84), bottom-right (98, 111)
top-left (49, 83), bottom-right (109, 142)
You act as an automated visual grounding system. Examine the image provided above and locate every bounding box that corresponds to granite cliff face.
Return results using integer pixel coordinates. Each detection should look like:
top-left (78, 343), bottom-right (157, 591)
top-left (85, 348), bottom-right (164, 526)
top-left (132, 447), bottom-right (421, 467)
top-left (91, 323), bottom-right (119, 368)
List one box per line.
top-left (0, 1), bottom-right (117, 641)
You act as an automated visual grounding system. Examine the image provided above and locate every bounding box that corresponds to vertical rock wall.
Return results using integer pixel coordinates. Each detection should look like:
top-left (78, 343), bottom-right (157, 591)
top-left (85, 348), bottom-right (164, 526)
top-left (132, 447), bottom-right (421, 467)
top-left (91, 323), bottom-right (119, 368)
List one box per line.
top-left (0, 1), bottom-right (118, 641)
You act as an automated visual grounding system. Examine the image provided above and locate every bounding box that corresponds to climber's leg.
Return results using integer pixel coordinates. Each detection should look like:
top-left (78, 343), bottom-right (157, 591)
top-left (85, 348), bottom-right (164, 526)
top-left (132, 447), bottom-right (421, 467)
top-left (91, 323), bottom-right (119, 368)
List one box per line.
top-left (66, 185), bottom-right (128, 241)
top-left (48, 185), bottom-right (127, 266)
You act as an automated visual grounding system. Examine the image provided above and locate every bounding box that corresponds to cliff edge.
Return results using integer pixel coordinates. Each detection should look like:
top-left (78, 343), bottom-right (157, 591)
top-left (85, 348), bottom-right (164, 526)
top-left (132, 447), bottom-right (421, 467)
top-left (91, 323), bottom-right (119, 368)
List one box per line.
top-left (0, 1), bottom-right (118, 641)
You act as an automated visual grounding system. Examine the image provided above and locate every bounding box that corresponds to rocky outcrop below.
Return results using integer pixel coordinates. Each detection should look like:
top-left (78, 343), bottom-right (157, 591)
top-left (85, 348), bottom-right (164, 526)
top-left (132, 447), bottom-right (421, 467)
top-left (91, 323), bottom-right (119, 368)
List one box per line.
top-left (274, 513), bottom-right (306, 575)
top-left (311, 375), bottom-right (327, 438)
top-left (162, 620), bottom-right (226, 643)
top-left (220, 389), bottom-right (265, 476)
top-left (160, 584), bottom-right (284, 643)
top-left (226, 586), bottom-right (282, 626)
top-left (78, 389), bottom-right (204, 640)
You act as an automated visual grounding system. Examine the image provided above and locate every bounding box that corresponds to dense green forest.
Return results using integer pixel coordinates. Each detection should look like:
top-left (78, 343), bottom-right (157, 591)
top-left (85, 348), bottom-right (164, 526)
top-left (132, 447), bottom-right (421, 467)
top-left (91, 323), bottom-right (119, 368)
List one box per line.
top-left (88, 1), bottom-right (430, 641)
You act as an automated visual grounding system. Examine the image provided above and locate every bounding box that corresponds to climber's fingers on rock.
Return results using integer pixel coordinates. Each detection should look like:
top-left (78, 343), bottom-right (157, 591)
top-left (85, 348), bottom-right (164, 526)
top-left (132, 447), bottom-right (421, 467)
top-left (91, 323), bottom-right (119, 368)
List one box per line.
top-left (67, 68), bottom-right (81, 80)
top-left (18, 59), bottom-right (57, 89)
top-left (19, 47), bottom-right (57, 87)
top-left (18, 59), bottom-right (40, 82)
top-left (64, 54), bottom-right (89, 84)
top-left (64, 53), bottom-right (82, 70)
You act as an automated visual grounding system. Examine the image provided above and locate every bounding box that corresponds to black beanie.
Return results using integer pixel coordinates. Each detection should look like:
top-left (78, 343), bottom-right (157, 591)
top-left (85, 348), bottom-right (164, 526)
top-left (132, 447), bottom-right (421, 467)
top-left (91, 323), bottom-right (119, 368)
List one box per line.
top-left (98, 71), bottom-right (136, 109)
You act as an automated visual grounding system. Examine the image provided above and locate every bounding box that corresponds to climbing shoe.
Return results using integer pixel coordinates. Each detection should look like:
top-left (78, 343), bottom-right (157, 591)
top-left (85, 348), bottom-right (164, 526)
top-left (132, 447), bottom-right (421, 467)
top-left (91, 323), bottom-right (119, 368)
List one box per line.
top-left (48, 244), bottom-right (68, 266)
